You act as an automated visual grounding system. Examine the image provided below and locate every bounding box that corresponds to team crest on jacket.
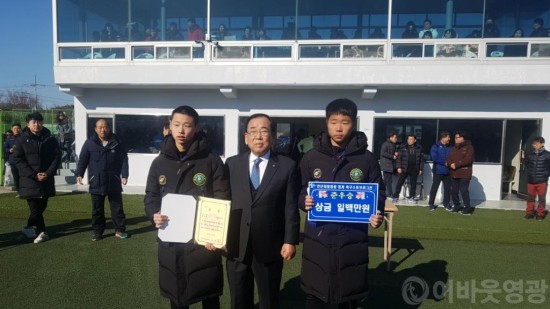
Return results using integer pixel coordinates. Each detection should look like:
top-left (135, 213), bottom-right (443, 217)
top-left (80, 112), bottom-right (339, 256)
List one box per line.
top-left (313, 168), bottom-right (322, 179)
top-left (159, 175), bottom-right (166, 185)
top-left (350, 168), bottom-right (363, 181)
top-left (193, 173), bottom-right (207, 186)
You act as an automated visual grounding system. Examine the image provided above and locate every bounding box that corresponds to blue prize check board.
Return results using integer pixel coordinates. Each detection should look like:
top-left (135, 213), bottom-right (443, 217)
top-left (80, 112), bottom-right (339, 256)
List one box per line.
top-left (307, 181), bottom-right (378, 224)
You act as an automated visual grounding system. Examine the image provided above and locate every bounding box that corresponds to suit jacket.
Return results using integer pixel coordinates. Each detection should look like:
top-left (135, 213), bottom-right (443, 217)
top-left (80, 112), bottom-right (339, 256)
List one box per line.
top-left (226, 151), bottom-right (300, 263)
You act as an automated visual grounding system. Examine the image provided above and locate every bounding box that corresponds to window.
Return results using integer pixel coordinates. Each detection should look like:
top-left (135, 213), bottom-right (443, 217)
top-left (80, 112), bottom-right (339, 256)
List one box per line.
top-left (374, 118), bottom-right (504, 164)
top-left (112, 114), bottom-right (224, 155)
top-left (373, 118), bottom-right (437, 162)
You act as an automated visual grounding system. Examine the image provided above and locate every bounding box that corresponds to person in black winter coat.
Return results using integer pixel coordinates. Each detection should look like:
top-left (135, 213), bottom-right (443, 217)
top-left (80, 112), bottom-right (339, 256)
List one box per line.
top-left (76, 119), bottom-right (129, 241)
top-left (144, 106), bottom-right (230, 309)
top-left (300, 99), bottom-right (384, 309)
top-left (393, 134), bottom-right (424, 203)
top-left (13, 112), bottom-right (61, 243)
top-left (523, 136), bottom-right (550, 220)
top-left (379, 132), bottom-right (399, 199)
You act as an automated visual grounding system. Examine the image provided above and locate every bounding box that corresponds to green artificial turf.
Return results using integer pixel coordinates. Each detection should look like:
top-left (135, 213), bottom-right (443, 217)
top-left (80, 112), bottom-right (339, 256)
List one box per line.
top-left (0, 193), bottom-right (549, 308)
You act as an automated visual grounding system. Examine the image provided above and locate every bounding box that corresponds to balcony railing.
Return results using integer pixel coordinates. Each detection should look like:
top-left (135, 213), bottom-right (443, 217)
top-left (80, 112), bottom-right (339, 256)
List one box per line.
top-left (57, 38), bottom-right (550, 63)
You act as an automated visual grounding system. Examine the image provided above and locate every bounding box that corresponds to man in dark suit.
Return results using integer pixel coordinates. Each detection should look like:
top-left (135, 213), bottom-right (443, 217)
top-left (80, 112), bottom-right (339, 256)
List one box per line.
top-left (226, 113), bottom-right (300, 309)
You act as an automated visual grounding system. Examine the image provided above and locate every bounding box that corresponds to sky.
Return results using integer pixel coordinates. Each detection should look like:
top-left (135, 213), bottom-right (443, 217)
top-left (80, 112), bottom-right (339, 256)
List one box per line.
top-left (0, 1), bottom-right (73, 108)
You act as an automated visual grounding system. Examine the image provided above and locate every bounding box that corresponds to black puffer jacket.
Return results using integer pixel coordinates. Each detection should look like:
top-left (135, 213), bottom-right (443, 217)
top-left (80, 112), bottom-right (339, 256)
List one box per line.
top-left (379, 139), bottom-right (397, 172)
top-left (524, 148), bottom-right (550, 184)
top-left (396, 143), bottom-right (424, 172)
top-left (298, 131), bottom-right (385, 304)
top-left (144, 133), bottom-right (230, 306)
top-left (76, 133), bottom-right (128, 195)
top-left (13, 127), bottom-right (61, 199)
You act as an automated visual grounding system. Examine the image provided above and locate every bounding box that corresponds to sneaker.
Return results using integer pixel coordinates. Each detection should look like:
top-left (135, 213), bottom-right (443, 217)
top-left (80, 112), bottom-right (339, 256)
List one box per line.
top-left (22, 226), bottom-right (37, 239)
top-left (92, 233), bottom-right (103, 241)
top-left (444, 205), bottom-right (453, 212)
top-left (391, 198), bottom-right (398, 204)
top-left (461, 207), bottom-right (472, 216)
top-left (429, 205), bottom-right (437, 211)
top-left (33, 232), bottom-right (49, 243)
top-left (115, 231), bottom-right (129, 239)
top-left (536, 215), bottom-right (544, 221)
top-left (407, 198), bottom-right (417, 204)
top-left (524, 213), bottom-right (535, 220)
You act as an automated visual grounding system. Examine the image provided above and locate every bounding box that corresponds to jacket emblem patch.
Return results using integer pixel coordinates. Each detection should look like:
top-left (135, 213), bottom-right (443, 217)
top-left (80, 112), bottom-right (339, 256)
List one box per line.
top-left (159, 175), bottom-right (166, 185)
top-left (313, 168), bottom-right (322, 179)
top-left (350, 168), bottom-right (363, 181)
top-left (193, 173), bottom-right (207, 186)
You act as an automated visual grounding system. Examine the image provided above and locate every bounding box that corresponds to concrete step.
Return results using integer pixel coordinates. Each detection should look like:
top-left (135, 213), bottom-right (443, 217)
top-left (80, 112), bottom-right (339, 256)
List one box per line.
top-left (59, 162), bottom-right (77, 170)
top-left (55, 175), bottom-right (77, 185)
top-left (58, 168), bottom-right (76, 176)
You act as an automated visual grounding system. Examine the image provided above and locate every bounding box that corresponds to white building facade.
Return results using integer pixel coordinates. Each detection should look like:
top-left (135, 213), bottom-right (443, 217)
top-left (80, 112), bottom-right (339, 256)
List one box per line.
top-left (53, 0), bottom-right (550, 201)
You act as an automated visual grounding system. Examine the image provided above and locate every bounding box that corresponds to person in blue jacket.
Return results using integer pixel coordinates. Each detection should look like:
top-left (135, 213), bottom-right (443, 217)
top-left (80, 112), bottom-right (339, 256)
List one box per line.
top-left (76, 119), bottom-right (129, 241)
top-left (428, 131), bottom-right (452, 211)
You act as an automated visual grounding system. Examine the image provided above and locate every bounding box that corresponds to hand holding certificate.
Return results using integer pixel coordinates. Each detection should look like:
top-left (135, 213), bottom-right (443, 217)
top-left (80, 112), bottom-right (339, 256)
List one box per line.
top-left (158, 194), bottom-right (231, 250)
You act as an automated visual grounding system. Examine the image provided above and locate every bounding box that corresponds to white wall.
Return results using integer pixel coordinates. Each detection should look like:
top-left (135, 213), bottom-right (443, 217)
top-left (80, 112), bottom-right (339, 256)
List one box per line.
top-left (71, 88), bottom-right (550, 201)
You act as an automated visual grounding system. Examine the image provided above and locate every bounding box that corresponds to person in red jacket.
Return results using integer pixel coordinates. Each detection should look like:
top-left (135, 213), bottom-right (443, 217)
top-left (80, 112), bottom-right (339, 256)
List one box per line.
top-left (446, 131), bottom-right (475, 215)
top-left (187, 18), bottom-right (204, 41)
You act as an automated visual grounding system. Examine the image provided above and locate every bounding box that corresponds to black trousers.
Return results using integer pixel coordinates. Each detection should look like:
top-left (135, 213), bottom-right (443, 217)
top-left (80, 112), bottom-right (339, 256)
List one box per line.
top-left (10, 162), bottom-right (19, 190)
top-left (305, 294), bottom-right (358, 309)
top-left (428, 173), bottom-right (451, 206)
top-left (227, 245), bottom-right (283, 309)
top-left (170, 298), bottom-right (219, 309)
top-left (91, 192), bottom-right (126, 234)
top-left (27, 198), bottom-right (48, 233)
top-left (451, 178), bottom-right (471, 208)
top-left (382, 172), bottom-right (395, 197)
top-left (393, 170), bottom-right (418, 199)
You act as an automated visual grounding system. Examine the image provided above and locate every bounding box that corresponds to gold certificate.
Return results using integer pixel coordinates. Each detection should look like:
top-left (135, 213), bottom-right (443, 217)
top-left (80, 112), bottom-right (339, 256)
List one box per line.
top-left (194, 196), bottom-right (231, 250)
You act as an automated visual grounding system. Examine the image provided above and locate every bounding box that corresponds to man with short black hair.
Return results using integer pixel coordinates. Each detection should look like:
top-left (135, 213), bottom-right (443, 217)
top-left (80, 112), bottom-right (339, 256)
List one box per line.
top-left (530, 18), bottom-right (547, 37)
top-left (523, 136), bottom-right (550, 220)
top-left (299, 98), bottom-right (384, 309)
top-left (446, 131), bottom-right (475, 215)
top-left (13, 113), bottom-right (61, 243)
top-left (145, 105), bottom-right (230, 309)
top-left (394, 134), bottom-right (424, 204)
top-left (428, 131), bottom-right (452, 211)
top-left (3, 123), bottom-right (22, 190)
top-left (380, 132), bottom-right (399, 202)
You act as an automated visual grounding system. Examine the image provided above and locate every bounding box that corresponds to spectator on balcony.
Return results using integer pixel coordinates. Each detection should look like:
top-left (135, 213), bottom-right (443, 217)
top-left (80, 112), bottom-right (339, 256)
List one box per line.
top-left (214, 23), bottom-right (229, 41)
top-left (242, 26), bottom-right (254, 40)
top-left (444, 29), bottom-right (457, 38)
top-left (419, 19), bottom-right (438, 38)
top-left (330, 27), bottom-right (347, 39)
top-left (504, 28), bottom-right (527, 57)
top-left (187, 18), bottom-right (204, 41)
top-left (145, 28), bottom-right (160, 41)
top-left (91, 31), bottom-right (101, 42)
top-left (101, 22), bottom-right (121, 42)
top-left (423, 31), bottom-right (435, 56)
top-left (483, 18), bottom-right (500, 38)
top-left (281, 22), bottom-right (302, 40)
top-left (530, 18), bottom-right (547, 37)
top-left (402, 21), bottom-right (418, 39)
top-left (369, 27), bottom-right (385, 39)
top-left (465, 29), bottom-right (481, 38)
top-left (307, 26), bottom-right (322, 40)
top-left (256, 28), bottom-right (271, 40)
top-left (166, 22), bottom-right (184, 41)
